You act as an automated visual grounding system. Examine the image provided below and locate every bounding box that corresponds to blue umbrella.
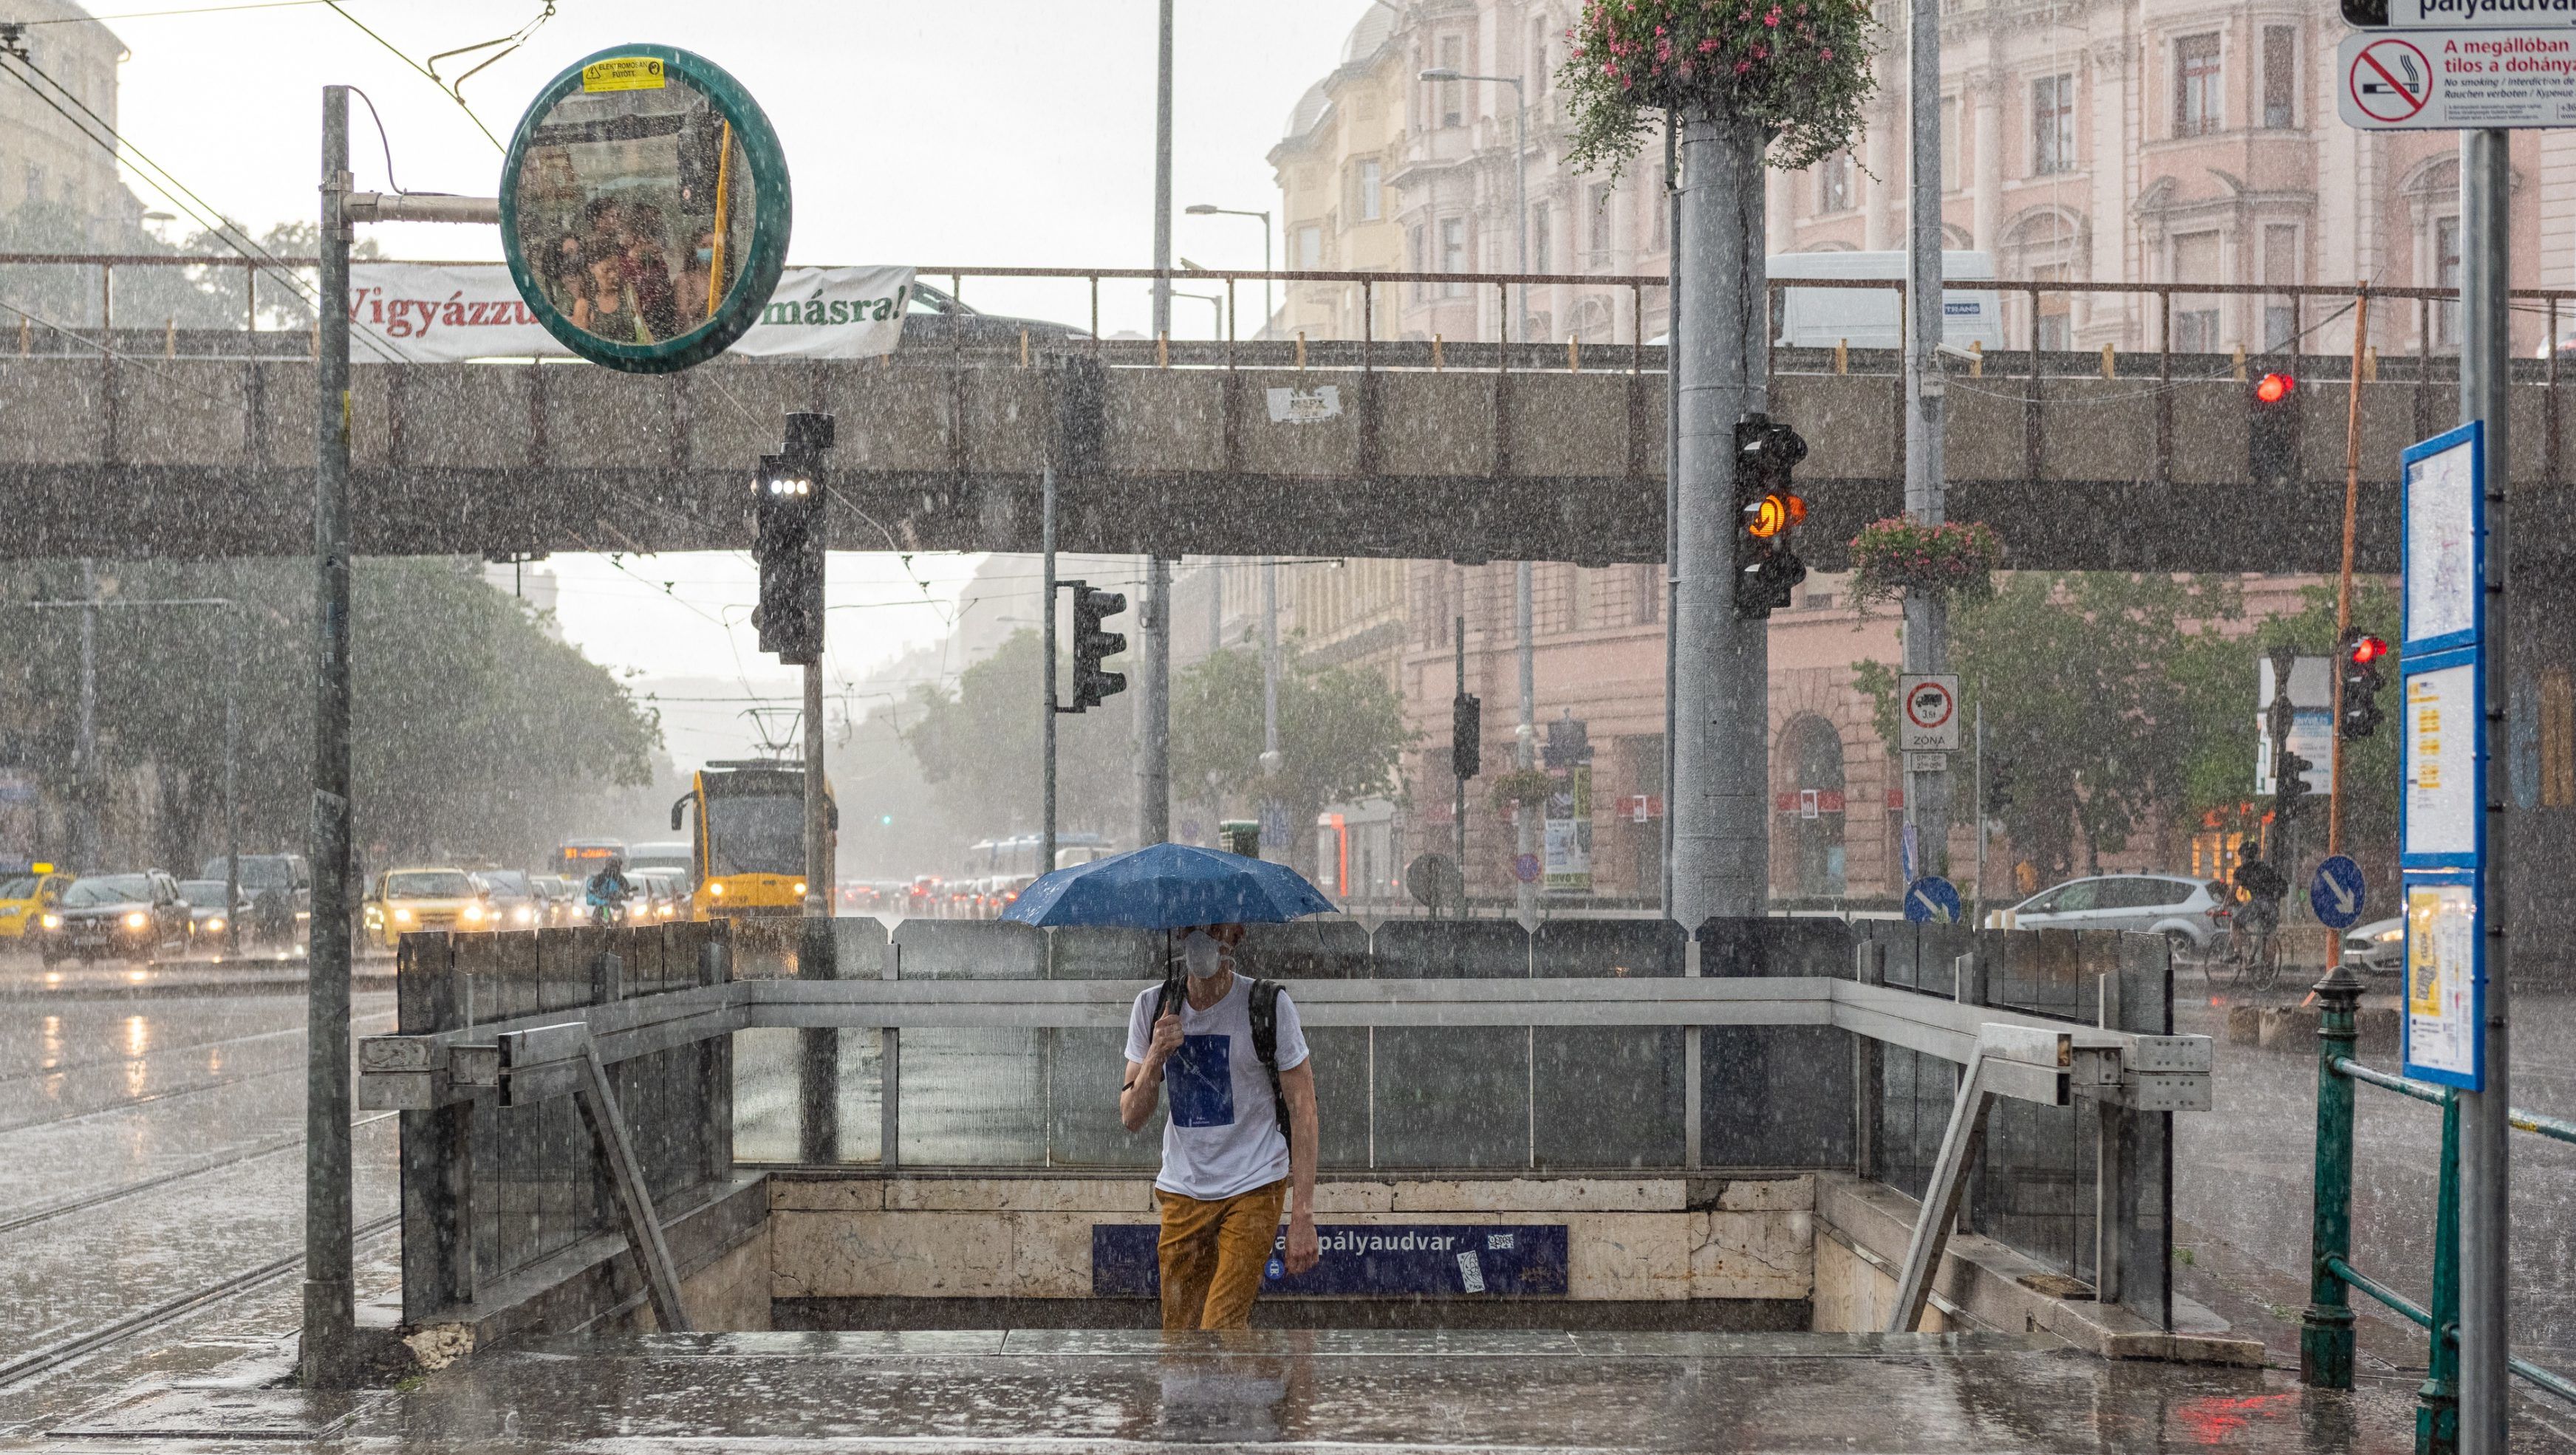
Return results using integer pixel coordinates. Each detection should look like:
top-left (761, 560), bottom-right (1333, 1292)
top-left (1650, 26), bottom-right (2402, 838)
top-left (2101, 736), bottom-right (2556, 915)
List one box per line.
top-left (1000, 843), bottom-right (1335, 930)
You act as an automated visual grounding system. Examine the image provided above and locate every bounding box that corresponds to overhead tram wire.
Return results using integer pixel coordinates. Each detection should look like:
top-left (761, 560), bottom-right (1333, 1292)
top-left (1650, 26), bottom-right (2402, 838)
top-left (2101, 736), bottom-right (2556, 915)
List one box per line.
top-left (0, 295), bottom-right (245, 408)
top-left (0, 52), bottom-right (411, 363)
top-left (15, 0), bottom-right (338, 21)
top-left (320, 0), bottom-right (550, 152)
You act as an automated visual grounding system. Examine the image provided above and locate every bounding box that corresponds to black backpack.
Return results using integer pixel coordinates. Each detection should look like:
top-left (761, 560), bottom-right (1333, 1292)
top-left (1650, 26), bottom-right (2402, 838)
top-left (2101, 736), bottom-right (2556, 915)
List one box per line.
top-left (1155, 968), bottom-right (1291, 1151)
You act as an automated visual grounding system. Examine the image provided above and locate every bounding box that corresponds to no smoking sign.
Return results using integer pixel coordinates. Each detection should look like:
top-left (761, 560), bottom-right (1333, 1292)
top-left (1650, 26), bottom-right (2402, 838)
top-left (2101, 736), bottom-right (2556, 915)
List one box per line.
top-left (1899, 674), bottom-right (1960, 752)
top-left (2336, 29), bottom-right (2576, 130)
top-left (2349, 37), bottom-right (2431, 123)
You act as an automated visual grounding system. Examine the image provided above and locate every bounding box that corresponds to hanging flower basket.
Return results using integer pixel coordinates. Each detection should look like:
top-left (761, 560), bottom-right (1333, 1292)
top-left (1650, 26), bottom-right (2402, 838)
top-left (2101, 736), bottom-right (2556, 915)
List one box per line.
top-left (1848, 518), bottom-right (2005, 608)
top-left (1558, 0), bottom-right (1879, 176)
top-left (1489, 767), bottom-right (1558, 815)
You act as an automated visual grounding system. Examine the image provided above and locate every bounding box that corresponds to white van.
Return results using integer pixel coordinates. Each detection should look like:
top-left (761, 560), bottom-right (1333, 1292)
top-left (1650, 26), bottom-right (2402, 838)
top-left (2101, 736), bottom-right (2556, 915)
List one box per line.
top-left (1767, 250), bottom-right (2006, 354)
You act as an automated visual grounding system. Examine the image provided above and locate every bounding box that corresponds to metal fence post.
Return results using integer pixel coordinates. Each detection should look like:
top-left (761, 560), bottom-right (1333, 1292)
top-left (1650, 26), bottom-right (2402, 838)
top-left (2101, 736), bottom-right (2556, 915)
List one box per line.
top-left (2423, 1092), bottom-right (2463, 1455)
top-left (2301, 964), bottom-right (2363, 1389)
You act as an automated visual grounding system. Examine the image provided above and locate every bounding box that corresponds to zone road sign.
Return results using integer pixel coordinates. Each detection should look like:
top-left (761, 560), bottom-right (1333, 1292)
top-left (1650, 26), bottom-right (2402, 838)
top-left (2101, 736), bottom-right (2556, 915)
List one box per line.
top-left (1899, 675), bottom-right (1961, 752)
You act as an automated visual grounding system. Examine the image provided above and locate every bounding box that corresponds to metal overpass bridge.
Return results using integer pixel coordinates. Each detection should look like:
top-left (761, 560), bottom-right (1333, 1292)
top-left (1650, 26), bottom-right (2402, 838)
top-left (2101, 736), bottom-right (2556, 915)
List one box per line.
top-left (4, 267), bottom-right (2572, 571)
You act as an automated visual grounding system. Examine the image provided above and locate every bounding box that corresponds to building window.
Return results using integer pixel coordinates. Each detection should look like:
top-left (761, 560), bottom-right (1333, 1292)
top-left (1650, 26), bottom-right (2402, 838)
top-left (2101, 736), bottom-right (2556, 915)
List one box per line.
top-left (2172, 231), bottom-right (2221, 350)
top-left (1296, 224), bottom-right (1324, 270)
top-left (2263, 26), bottom-right (2297, 129)
top-left (1817, 151), bottom-right (1854, 213)
top-left (1652, 180), bottom-right (1667, 244)
top-left (1634, 564), bottom-right (1662, 624)
top-left (1587, 183), bottom-right (1613, 257)
top-left (2032, 263), bottom-right (2071, 351)
top-left (1357, 157), bottom-right (1382, 222)
top-left (2032, 74), bottom-right (2075, 176)
top-left (2436, 213), bottom-right (2461, 348)
top-left (1410, 223), bottom-right (1427, 300)
top-left (1531, 20), bottom-right (1549, 93)
top-left (2262, 223), bottom-right (2300, 350)
top-left (2175, 33), bottom-right (2222, 137)
top-left (1439, 216), bottom-right (1467, 295)
top-left (1530, 202), bottom-right (1551, 273)
top-left (1940, 96), bottom-right (1961, 192)
top-left (1438, 35), bottom-right (1465, 126)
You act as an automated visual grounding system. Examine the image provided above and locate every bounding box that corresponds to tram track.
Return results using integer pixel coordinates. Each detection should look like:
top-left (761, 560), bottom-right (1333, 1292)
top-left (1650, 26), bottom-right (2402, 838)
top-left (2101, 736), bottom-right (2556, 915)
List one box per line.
top-left (0, 1024), bottom-right (308, 1088)
top-left (0, 1110), bottom-right (397, 1238)
top-left (0, 1211), bottom-right (401, 1391)
top-left (0, 1011), bottom-right (399, 1136)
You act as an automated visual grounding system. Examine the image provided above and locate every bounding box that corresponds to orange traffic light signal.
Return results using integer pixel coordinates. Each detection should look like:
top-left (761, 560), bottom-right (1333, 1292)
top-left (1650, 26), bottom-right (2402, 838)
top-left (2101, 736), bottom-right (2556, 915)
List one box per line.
top-left (2255, 372), bottom-right (2295, 405)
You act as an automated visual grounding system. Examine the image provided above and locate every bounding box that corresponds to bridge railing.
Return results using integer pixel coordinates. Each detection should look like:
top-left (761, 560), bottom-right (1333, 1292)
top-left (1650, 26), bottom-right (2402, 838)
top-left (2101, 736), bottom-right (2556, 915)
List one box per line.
top-left (6, 251), bottom-right (2567, 386)
top-left (2299, 968), bottom-right (2576, 1448)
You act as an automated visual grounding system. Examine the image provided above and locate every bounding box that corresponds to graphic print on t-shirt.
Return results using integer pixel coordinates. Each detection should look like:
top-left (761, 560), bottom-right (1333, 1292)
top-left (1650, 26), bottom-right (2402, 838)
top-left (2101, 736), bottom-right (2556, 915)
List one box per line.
top-left (1167, 1033), bottom-right (1236, 1128)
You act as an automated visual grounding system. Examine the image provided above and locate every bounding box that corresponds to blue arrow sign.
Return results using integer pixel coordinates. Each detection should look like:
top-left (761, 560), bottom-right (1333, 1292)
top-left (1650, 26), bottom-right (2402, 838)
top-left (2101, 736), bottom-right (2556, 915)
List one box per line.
top-left (2311, 855), bottom-right (2368, 930)
top-left (1904, 875), bottom-right (1962, 925)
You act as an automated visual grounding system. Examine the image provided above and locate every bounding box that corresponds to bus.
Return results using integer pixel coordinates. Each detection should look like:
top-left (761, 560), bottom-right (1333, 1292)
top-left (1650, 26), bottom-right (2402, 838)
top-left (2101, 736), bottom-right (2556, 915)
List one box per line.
top-left (625, 840), bottom-right (694, 886)
top-left (556, 838), bottom-right (625, 879)
top-left (960, 832), bottom-right (1113, 881)
top-left (669, 761), bottom-right (835, 919)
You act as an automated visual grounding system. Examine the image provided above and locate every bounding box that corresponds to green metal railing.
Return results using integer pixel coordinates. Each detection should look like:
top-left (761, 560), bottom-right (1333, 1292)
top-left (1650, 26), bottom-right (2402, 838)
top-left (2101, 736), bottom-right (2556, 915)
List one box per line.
top-left (2300, 967), bottom-right (2576, 1454)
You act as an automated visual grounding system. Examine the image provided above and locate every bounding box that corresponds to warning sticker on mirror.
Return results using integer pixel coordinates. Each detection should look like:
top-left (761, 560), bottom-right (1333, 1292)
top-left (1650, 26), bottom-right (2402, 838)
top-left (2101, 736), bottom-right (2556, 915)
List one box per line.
top-left (582, 58), bottom-right (668, 92)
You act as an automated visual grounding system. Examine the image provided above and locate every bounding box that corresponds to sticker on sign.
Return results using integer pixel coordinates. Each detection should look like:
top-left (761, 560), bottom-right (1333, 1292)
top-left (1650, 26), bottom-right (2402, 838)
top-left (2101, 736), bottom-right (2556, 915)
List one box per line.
top-left (2339, 29), bottom-right (2576, 129)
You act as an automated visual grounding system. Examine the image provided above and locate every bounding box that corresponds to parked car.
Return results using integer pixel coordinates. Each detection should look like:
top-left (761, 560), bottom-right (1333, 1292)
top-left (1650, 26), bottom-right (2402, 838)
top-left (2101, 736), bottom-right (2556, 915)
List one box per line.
top-left (362, 867), bottom-right (488, 950)
top-left (37, 872), bottom-right (189, 964)
top-left (204, 853), bottom-right (311, 944)
top-left (471, 869), bottom-right (544, 929)
top-left (177, 879), bottom-right (251, 942)
top-left (0, 866), bottom-right (73, 942)
top-left (1987, 874), bottom-right (2231, 956)
top-left (2343, 916), bottom-right (2405, 975)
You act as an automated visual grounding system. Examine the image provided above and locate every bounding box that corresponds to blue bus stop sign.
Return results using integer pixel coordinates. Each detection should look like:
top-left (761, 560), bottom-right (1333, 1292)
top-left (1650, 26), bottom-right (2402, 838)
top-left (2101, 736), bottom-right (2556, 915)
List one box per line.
top-left (1904, 876), bottom-right (1962, 925)
top-left (2311, 855), bottom-right (2368, 929)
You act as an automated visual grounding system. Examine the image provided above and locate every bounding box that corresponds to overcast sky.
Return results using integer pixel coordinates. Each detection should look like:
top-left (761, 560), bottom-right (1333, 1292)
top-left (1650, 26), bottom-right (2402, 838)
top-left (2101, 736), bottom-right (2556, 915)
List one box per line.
top-left (90, 0), bottom-right (1365, 761)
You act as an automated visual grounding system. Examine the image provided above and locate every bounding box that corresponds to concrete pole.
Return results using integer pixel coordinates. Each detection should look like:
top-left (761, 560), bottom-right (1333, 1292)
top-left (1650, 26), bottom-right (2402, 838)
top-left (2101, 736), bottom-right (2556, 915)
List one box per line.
top-left (301, 83), bottom-right (356, 1389)
top-left (1667, 113), bottom-right (1773, 928)
top-left (1662, 116), bottom-right (1681, 917)
top-left (1516, 559), bottom-right (1536, 926)
top-left (75, 558), bottom-right (96, 871)
top-left (224, 595), bottom-right (240, 954)
top-left (1902, 0), bottom-right (1950, 883)
top-left (1152, 0), bottom-right (1173, 341)
top-left (1138, 555), bottom-right (1171, 847)
top-left (803, 657), bottom-right (827, 917)
top-left (1260, 555), bottom-right (1282, 860)
top-left (2457, 125), bottom-right (2514, 1455)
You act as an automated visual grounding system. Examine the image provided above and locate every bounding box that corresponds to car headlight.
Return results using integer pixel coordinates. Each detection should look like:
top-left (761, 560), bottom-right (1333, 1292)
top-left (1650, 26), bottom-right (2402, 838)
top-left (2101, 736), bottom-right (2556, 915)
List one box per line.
top-left (513, 906), bottom-right (533, 924)
top-left (393, 907), bottom-right (414, 924)
top-left (124, 911), bottom-right (148, 930)
top-left (207, 916), bottom-right (225, 932)
top-left (2377, 928), bottom-right (2402, 943)
top-left (463, 905), bottom-right (486, 923)
top-left (41, 913), bottom-right (60, 929)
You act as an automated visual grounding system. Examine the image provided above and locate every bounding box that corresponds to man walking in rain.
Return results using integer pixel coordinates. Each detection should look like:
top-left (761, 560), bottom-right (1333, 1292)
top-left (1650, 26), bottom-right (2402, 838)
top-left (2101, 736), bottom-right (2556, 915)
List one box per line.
top-left (1121, 922), bottom-right (1322, 1330)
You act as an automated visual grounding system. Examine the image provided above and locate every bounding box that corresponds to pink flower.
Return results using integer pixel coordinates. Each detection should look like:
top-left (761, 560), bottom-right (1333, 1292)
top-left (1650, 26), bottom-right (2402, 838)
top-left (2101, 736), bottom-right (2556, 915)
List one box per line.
top-left (1750, 43), bottom-right (1766, 58)
top-left (1820, 45), bottom-right (1833, 58)
top-left (1699, 36), bottom-right (1721, 51)
top-left (1764, 7), bottom-right (1782, 25)
top-left (1734, 58), bottom-right (1752, 72)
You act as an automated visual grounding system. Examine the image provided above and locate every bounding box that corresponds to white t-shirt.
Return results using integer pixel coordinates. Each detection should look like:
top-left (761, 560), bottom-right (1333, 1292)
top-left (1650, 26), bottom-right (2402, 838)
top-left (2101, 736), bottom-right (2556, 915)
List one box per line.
top-left (1125, 973), bottom-right (1310, 1200)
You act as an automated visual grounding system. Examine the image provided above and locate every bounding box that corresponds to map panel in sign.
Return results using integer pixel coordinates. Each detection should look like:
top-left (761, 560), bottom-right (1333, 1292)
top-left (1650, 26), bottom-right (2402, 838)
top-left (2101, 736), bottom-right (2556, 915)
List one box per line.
top-left (2338, 30), bottom-right (2576, 129)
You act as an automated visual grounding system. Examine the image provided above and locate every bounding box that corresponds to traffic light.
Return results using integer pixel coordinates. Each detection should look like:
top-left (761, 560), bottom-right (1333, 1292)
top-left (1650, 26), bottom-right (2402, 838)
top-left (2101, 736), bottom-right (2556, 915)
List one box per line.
top-left (2342, 0), bottom-right (2388, 24)
top-left (1069, 583), bottom-right (1127, 711)
top-left (1985, 755), bottom-right (2015, 818)
top-left (2339, 629), bottom-right (2390, 739)
top-left (752, 451), bottom-right (821, 663)
top-left (2250, 372), bottom-right (2298, 489)
top-left (2275, 747), bottom-right (2313, 824)
top-left (1452, 693), bottom-right (1483, 781)
top-left (1733, 414), bottom-right (1809, 618)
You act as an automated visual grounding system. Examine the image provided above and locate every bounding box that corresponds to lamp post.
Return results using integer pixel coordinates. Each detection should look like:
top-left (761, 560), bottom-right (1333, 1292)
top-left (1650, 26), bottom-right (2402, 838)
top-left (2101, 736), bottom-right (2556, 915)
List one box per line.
top-left (1422, 64), bottom-right (1537, 926)
top-left (1183, 204), bottom-right (1272, 335)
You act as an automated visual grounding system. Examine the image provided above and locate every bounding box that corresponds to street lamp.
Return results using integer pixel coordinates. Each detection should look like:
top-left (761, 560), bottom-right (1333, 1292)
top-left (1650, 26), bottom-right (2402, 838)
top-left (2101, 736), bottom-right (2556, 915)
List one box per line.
top-left (1422, 63), bottom-right (1538, 927)
top-left (1184, 203), bottom-right (1272, 336)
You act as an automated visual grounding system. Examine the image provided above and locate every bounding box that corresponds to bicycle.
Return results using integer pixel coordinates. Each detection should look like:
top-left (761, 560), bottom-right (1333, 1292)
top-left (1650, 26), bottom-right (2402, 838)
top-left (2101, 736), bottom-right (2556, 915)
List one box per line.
top-left (2217, 901), bottom-right (2284, 995)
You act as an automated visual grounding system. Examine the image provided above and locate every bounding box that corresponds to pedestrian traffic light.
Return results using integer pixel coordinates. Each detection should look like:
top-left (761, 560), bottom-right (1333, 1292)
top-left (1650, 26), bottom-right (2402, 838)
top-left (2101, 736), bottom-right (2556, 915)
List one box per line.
top-left (1985, 755), bottom-right (2015, 818)
top-left (1452, 693), bottom-right (1482, 781)
top-left (2275, 747), bottom-right (2313, 824)
top-left (1733, 413), bottom-right (1809, 619)
top-left (2339, 629), bottom-right (2389, 740)
top-left (1069, 583), bottom-right (1127, 711)
top-left (751, 451), bottom-right (821, 663)
top-left (2250, 372), bottom-right (2298, 489)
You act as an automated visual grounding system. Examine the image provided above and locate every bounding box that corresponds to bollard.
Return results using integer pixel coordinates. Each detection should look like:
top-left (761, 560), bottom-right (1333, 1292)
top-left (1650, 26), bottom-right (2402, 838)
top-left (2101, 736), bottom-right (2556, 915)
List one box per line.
top-left (2422, 1092), bottom-right (2461, 1455)
top-left (2302, 964), bottom-right (2363, 1387)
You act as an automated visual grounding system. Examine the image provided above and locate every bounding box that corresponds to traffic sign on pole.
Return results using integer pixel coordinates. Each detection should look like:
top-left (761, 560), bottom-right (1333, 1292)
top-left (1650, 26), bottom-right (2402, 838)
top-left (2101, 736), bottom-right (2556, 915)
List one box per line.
top-left (2337, 30), bottom-right (2576, 129)
top-left (1904, 875), bottom-right (1962, 925)
top-left (2311, 855), bottom-right (2369, 929)
top-left (1898, 674), bottom-right (1961, 751)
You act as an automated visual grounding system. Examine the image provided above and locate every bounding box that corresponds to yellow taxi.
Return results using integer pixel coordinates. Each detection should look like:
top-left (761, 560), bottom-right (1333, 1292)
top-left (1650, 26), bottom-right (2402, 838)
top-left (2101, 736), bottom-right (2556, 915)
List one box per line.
top-left (0, 865), bottom-right (72, 942)
top-left (362, 867), bottom-right (495, 950)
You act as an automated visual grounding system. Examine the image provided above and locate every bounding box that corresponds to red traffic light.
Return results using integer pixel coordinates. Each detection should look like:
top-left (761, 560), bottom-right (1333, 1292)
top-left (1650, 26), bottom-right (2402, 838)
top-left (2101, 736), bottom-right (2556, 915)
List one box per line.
top-left (2255, 372), bottom-right (2295, 405)
top-left (2348, 634), bottom-right (2390, 665)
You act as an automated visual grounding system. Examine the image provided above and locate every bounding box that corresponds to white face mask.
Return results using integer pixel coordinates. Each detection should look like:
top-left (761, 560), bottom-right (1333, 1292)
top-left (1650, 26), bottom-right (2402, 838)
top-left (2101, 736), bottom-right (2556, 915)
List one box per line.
top-left (1182, 930), bottom-right (1224, 980)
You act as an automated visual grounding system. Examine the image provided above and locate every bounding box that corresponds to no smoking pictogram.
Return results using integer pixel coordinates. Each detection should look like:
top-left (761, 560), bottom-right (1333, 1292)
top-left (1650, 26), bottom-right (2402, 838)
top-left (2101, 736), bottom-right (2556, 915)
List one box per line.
top-left (2350, 38), bottom-right (2431, 123)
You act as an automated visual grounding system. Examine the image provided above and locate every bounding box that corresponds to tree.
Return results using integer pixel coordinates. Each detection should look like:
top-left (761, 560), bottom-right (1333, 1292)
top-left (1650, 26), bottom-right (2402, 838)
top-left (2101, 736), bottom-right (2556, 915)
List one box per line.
top-left (1168, 643), bottom-right (1411, 864)
top-left (1855, 573), bottom-right (2249, 883)
top-left (901, 629), bottom-right (1134, 840)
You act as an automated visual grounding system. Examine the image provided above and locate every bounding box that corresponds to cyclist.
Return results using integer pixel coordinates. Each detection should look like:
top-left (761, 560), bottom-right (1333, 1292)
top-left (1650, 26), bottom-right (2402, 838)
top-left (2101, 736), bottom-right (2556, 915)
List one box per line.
top-left (2230, 844), bottom-right (2289, 974)
top-left (584, 853), bottom-right (635, 928)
